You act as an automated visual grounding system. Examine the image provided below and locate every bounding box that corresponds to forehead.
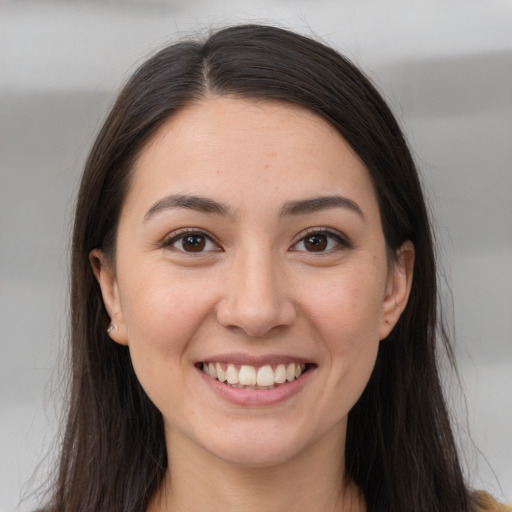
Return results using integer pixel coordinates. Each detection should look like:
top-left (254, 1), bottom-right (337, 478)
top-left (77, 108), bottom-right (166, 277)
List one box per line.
top-left (125, 96), bottom-right (379, 218)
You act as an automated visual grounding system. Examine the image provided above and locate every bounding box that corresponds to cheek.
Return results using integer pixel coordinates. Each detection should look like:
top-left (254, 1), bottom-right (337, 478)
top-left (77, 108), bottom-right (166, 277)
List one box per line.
top-left (121, 267), bottom-right (211, 342)
top-left (306, 264), bottom-right (386, 346)
top-left (117, 270), bottom-right (217, 389)
top-left (118, 277), bottom-right (217, 425)
top-left (302, 263), bottom-right (385, 398)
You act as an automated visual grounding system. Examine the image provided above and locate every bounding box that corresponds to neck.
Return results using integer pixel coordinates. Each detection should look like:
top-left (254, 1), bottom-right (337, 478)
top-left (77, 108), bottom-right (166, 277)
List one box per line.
top-left (148, 426), bottom-right (365, 512)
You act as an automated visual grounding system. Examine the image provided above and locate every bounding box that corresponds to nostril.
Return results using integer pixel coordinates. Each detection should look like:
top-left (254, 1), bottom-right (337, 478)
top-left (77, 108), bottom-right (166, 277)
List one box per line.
top-left (216, 300), bottom-right (297, 338)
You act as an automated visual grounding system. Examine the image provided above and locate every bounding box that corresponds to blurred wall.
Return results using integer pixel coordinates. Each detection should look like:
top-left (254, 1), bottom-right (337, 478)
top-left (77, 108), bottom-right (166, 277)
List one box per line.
top-left (1, 1), bottom-right (511, 510)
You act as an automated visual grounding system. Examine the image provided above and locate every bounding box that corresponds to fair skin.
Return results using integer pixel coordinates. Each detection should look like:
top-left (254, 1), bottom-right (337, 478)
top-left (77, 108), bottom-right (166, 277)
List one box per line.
top-left (91, 97), bottom-right (414, 512)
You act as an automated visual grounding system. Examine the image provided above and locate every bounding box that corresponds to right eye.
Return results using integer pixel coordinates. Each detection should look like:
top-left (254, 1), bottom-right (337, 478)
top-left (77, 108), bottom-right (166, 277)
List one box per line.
top-left (290, 229), bottom-right (350, 254)
top-left (163, 230), bottom-right (220, 253)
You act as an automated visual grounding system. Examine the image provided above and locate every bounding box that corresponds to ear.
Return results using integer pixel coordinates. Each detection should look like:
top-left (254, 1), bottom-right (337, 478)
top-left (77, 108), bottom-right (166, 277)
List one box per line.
top-left (379, 241), bottom-right (415, 340)
top-left (89, 249), bottom-right (129, 346)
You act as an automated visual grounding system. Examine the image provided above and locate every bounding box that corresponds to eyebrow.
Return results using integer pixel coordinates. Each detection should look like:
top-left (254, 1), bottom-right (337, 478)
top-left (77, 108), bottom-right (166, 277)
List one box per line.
top-left (279, 195), bottom-right (364, 219)
top-left (143, 193), bottom-right (364, 222)
top-left (144, 194), bottom-right (231, 221)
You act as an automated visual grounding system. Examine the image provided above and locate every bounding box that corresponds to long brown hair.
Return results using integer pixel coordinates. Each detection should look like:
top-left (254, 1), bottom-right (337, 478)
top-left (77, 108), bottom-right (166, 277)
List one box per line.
top-left (42, 24), bottom-right (474, 512)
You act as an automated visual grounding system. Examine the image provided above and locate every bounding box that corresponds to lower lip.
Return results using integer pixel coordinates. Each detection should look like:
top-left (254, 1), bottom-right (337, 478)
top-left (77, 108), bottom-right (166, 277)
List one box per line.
top-left (197, 366), bottom-right (314, 406)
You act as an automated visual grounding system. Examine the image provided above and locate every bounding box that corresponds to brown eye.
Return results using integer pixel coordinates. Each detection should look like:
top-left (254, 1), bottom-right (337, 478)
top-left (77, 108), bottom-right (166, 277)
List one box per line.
top-left (304, 234), bottom-right (328, 252)
top-left (181, 235), bottom-right (206, 252)
top-left (291, 230), bottom-right (349, 253)
top-left (164, 231), bottom-right (219, 253)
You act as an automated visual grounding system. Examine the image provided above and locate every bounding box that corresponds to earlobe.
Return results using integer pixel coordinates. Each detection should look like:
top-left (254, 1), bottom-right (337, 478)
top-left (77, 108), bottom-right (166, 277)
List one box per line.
top-left (89, 249), bottom-right (129, 346)
top-left (379, 241), bottom-right (415, 340)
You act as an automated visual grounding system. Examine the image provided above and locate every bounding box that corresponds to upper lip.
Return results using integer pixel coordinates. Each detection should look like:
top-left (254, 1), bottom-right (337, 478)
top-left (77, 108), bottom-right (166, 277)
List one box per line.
top-left (196, 353), bottom-right (314, 367)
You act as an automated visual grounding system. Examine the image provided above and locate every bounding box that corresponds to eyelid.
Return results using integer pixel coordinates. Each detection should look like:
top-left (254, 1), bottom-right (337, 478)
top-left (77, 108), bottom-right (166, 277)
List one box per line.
top-left (289, 227), bottom-right (352, 252)
top-left (160, 228), bottom-right (221, 252)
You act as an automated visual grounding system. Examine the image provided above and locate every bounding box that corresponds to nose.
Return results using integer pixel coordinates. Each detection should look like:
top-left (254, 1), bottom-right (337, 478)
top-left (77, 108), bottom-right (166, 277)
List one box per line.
top-left (216, 250), bottom-right (297, 338)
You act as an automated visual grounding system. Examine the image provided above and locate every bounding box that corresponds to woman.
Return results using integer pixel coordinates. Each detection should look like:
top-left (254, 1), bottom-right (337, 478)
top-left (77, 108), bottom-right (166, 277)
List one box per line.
top-left (40, 24), bottom-right (508, 512)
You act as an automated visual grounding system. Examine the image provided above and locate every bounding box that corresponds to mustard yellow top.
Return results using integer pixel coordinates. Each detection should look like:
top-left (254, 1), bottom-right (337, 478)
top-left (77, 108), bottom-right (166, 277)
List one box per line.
top-left (474, 491), bottom-right (512, 512)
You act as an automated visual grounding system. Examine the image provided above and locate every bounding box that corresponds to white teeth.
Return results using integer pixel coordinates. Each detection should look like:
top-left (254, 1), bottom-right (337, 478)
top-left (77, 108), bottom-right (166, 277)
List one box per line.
top-left (208, 362), bottom-right (217, 379)
top-left (202, 361), bottom-right (309, 388)
top-left (216, 363), bottom-right (226, 382)
top-left (239, 365), bottom-right (257, 386)
top-left (274, 364), bottom-right (287, 384)
top-left (226, 364), bottom-right (239, 384)
top-left (256, 365), bottom-right (275, 386)
top-left (286, 363), bottom-right (296, 382)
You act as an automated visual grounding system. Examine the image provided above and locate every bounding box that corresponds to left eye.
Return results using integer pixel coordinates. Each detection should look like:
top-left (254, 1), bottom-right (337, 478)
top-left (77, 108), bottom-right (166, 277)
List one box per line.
top-left (165, 232), bottom-right (219, 253)
top-left (291, 231), bottom-right (347, 253)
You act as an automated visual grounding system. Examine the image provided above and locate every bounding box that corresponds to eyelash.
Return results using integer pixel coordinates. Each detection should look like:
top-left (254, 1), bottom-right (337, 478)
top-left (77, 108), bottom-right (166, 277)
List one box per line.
top-left (161, 228), bottom-right (220, 254)
top-left (291, 228), bottom-right (351, 254)
top-left (161, 227), bottom-right (350, 254)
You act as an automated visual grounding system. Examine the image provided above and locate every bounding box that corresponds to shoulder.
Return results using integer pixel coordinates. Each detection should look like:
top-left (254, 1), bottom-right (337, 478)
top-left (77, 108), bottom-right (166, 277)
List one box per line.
top-left (473, 490), bottom-right (512, 512)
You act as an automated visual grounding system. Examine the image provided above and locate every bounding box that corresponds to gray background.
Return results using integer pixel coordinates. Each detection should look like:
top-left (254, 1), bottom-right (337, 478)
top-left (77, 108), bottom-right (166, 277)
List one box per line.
top-left (1, 0), bottom-right (511, 510)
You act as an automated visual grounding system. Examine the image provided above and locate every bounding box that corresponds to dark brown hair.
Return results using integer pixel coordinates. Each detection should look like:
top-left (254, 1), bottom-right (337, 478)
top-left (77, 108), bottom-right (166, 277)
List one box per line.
top-left (43, 24), bottom-right (474, 512)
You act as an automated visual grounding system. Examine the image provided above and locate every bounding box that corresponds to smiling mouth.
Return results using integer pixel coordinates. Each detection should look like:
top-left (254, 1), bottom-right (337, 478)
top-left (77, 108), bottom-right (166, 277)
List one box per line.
top-left (198, 362), bottom-right (311, 390)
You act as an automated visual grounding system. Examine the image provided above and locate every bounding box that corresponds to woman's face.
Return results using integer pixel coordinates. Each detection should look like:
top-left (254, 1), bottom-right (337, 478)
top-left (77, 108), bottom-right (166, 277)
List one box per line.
top-left (93, 97), bottom-right (413, 467)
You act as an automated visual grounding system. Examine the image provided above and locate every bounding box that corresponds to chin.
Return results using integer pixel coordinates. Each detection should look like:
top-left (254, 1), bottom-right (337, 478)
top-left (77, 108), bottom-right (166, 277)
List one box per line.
top-left (210, 443), bottom-right (303, 468)
top-left (196, 422), bottom-right (316, 468)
